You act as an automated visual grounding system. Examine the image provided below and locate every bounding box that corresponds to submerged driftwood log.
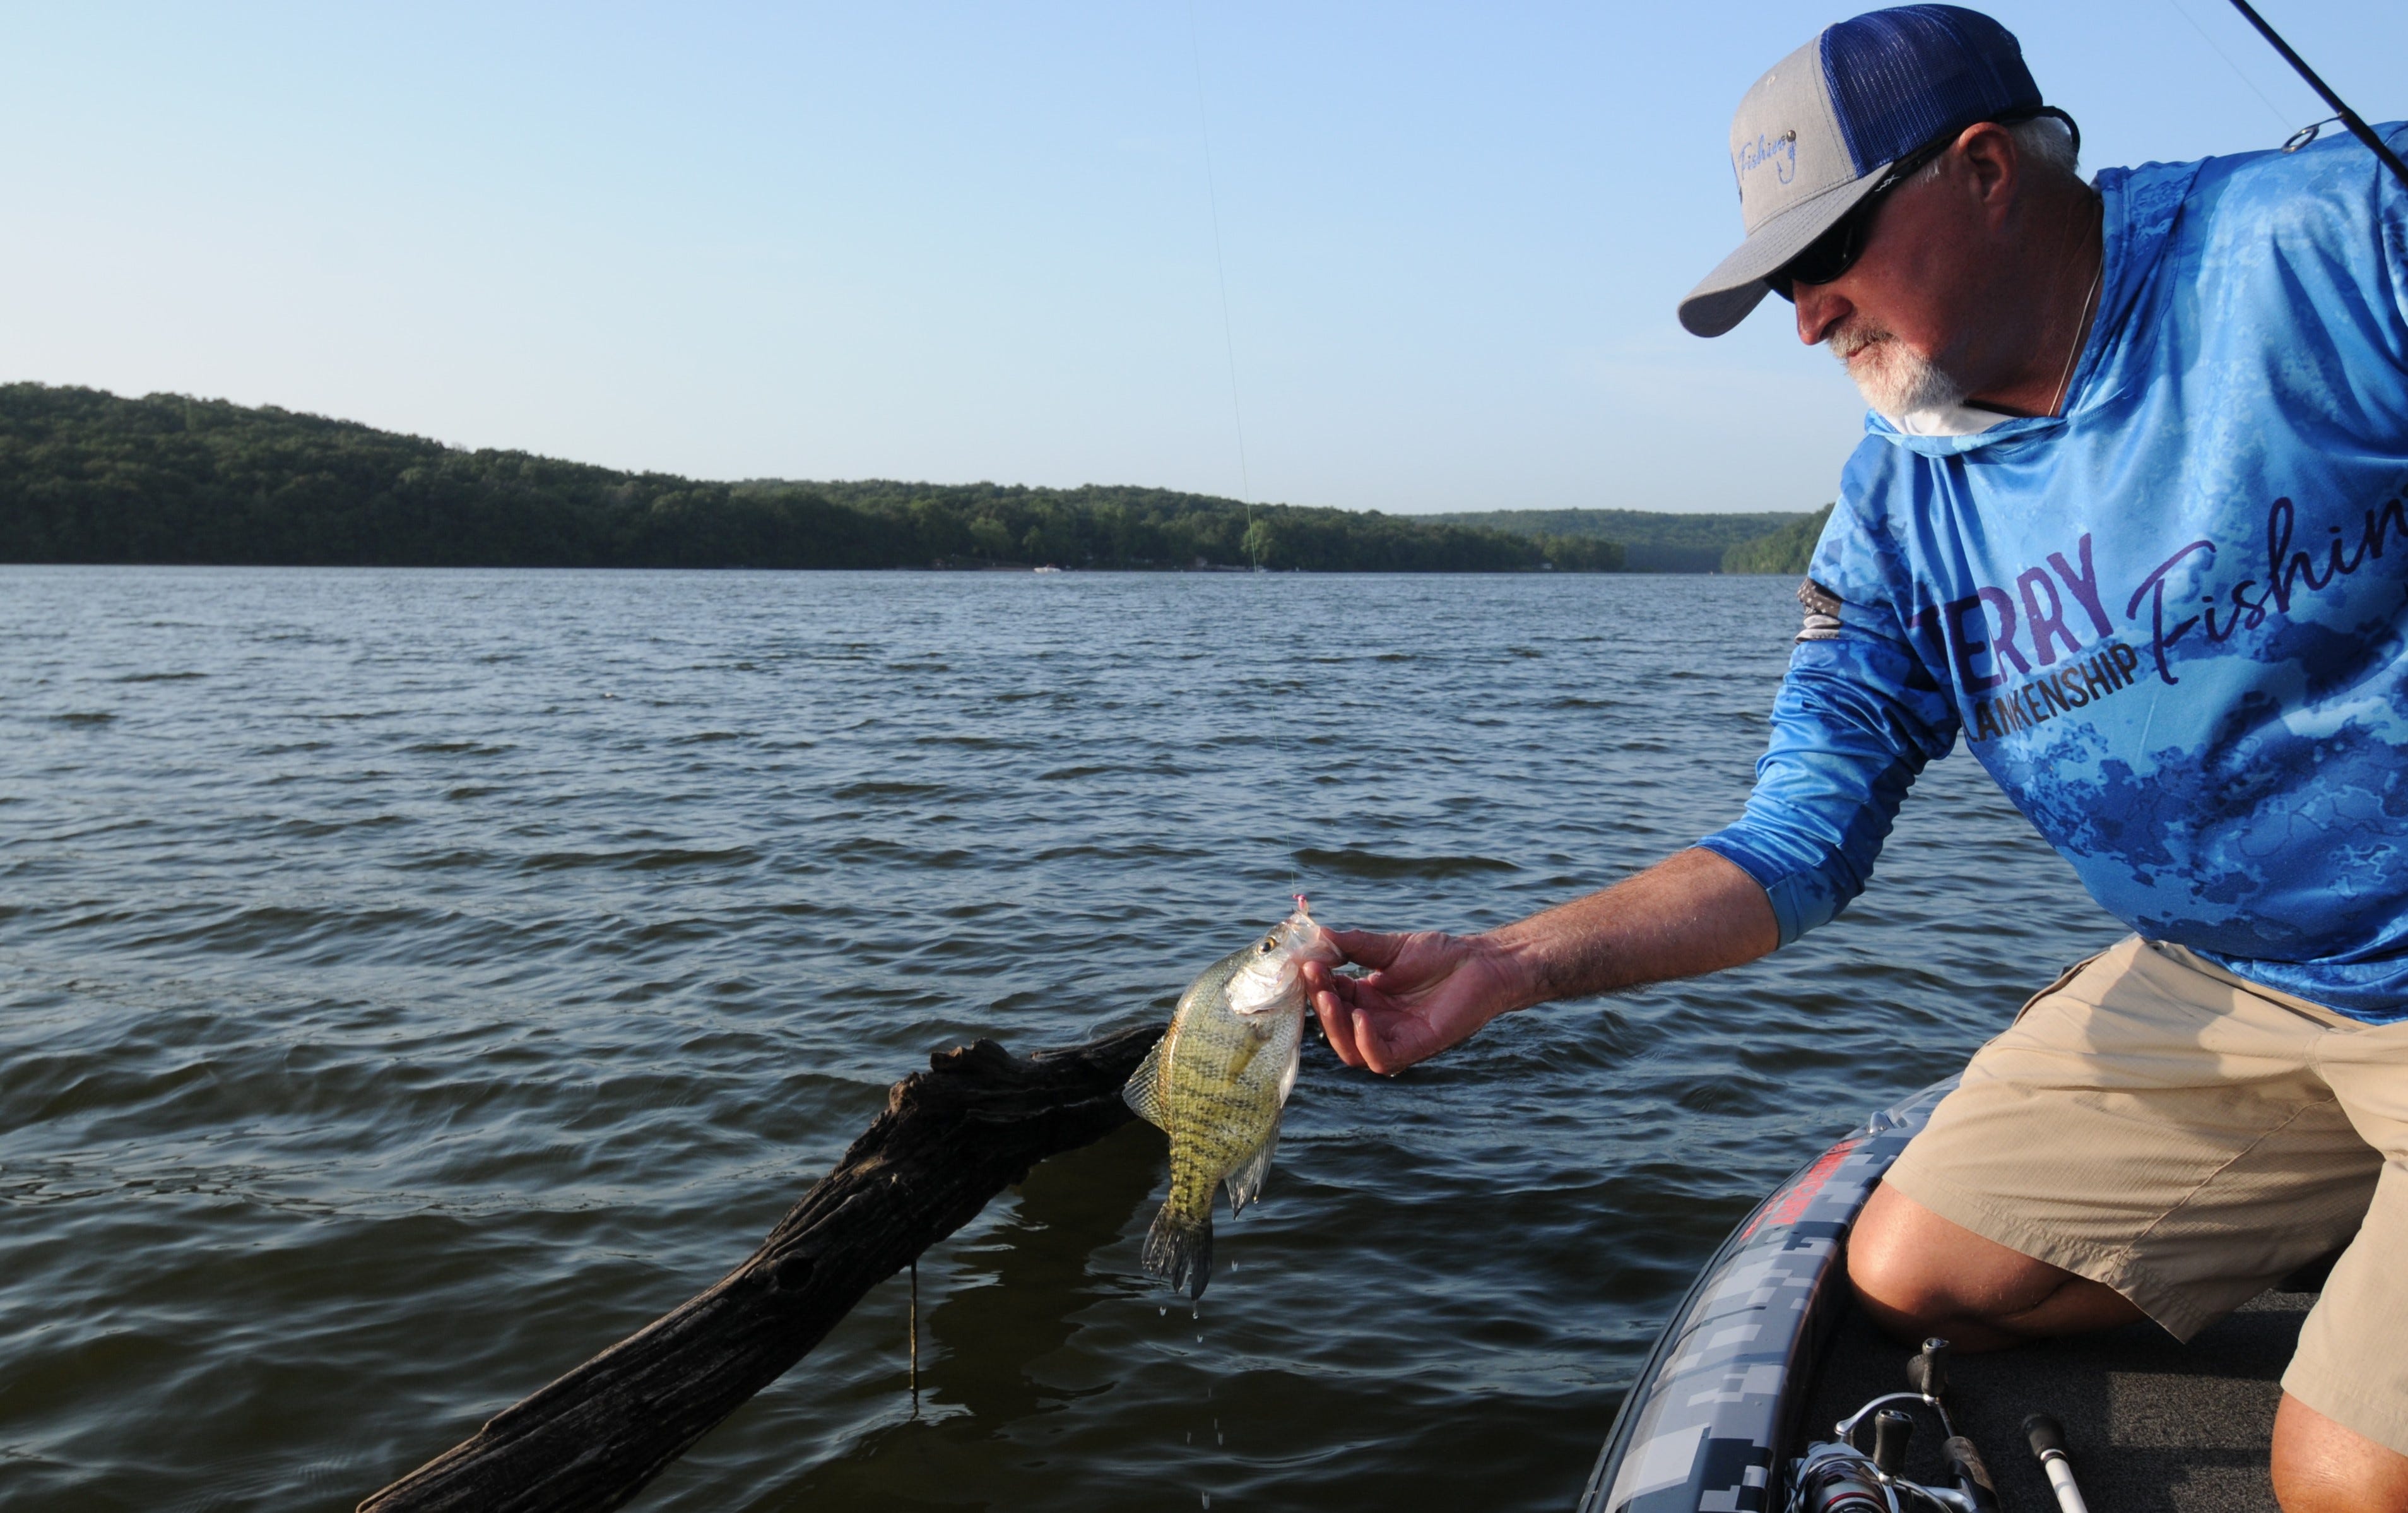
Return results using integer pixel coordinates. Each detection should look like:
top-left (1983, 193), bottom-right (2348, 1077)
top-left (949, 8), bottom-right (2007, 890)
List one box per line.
top-left (359, 1024), bottom-right (1161, 1513)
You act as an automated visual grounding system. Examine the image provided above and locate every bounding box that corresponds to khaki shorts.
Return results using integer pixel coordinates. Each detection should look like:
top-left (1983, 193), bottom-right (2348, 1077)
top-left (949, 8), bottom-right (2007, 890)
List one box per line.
top-left (1884, 935), bottom-right (2408, 1456)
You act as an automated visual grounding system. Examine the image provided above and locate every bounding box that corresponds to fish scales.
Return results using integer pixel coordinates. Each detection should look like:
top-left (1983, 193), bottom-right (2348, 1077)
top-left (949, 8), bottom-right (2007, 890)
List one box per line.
top-left (1124, 898), bottom-right (1341, 1299)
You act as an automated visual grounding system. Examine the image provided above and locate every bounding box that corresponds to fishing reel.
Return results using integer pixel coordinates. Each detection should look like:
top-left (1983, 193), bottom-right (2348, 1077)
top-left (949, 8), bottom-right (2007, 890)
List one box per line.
top-left (1786, 1339), bottom-right (1999, 1513)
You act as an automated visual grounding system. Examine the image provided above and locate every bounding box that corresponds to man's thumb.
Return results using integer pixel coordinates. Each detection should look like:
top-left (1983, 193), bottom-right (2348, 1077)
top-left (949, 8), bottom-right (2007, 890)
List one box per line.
top-left (1326, 928), bottom-right (1409, 971)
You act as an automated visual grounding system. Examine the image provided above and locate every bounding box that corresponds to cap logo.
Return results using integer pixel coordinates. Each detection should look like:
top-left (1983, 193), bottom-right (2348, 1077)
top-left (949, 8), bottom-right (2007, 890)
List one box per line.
top-left (1735, 129), bottom-right (1798, 197)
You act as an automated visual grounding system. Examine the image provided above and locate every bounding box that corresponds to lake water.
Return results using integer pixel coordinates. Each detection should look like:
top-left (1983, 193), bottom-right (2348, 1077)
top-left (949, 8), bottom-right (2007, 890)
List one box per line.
top-left (0, 567), bottom-right (2121, 1512)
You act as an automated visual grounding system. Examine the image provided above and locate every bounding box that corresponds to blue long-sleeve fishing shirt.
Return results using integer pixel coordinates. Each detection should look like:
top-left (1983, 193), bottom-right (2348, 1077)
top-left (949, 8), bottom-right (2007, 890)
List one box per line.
top-left (1697, 124), bottom-right (2408, 1023)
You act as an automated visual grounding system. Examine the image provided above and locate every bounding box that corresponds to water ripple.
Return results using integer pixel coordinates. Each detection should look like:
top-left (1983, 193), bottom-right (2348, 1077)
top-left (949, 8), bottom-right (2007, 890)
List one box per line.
top-left (0, 566), bottom-right (2118, 1512)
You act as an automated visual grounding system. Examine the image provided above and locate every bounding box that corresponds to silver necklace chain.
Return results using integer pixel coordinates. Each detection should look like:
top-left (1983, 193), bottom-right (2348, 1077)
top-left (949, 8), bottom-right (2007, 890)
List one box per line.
top-left (2050, 229), bottom-right (2104, 418)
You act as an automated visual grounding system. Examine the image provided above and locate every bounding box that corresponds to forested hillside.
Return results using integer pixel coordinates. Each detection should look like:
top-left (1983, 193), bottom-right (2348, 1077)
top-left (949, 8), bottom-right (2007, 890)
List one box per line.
top-left (0, 385), bottom-right (1622, 573)
top-left (1427, 506), bottom-right (1807, 572)
top-left (1721, 503), bottom-right (1834, 575)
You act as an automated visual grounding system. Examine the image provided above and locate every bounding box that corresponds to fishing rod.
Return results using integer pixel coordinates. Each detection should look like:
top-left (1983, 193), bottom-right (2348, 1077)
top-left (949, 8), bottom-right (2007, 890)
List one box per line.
top-left (2222, 0), bottom-right (2408, 189)
top-left (2022, 1413), bottom-right (2091, 1513)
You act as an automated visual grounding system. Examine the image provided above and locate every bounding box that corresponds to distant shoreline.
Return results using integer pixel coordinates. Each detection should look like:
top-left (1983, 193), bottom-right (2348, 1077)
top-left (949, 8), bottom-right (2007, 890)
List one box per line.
top-left (0, 560), bottom-right (1806, 577)
top-left (0, 383), bottom-right (1821, 576)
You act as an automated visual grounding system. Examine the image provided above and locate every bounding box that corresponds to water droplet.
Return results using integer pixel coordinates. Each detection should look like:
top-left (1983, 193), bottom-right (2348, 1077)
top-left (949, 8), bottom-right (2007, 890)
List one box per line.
top-left (1158, 1307), bottom-right (1166, 1317)
top-left (1202, 1497), bottom-right (1211, 1509)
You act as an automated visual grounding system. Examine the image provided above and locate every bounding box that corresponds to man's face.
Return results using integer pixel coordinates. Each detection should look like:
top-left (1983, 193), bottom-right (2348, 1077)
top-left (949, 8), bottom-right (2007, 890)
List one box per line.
top-left (1788, 131), bottom-right (2012, 413)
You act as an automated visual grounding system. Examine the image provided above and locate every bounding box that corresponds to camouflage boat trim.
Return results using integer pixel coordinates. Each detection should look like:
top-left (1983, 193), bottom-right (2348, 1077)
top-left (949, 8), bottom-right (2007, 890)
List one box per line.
top-left (1574, 1077), bottom-right (1956, 1513)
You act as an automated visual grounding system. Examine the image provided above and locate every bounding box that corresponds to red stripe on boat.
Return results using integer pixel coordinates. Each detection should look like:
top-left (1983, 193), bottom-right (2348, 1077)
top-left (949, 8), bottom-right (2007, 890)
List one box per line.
top-left (1739, 1138), bottom-right (1860, 1241)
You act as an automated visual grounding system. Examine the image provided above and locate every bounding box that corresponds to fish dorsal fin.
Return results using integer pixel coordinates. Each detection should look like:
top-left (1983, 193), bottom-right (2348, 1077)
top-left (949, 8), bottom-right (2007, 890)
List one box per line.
top-left (1123, 1035), bottom-right (1171, 1130)
top-left (1224, 1121), bottom-right (1280, 1215)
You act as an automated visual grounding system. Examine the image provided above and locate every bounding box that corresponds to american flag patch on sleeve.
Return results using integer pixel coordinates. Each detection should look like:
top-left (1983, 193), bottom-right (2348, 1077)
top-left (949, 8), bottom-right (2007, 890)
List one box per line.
top-left (1795, 578), bottom-right (1843, 643)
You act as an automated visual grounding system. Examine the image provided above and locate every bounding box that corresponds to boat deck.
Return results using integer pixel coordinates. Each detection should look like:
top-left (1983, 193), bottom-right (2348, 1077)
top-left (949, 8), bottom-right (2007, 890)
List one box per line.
top-left (1801, 1288), bottom-right (2313, 1512)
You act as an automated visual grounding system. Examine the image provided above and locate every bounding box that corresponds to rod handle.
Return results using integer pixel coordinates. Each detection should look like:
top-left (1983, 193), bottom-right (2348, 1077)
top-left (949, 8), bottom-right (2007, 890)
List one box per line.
top-left (2041, 1457), bottom-right (2091, 1513)
top-left (1871, 1409), bottom-right (1914, 1474)
top-left (1906, 1336), bottom-right (1950, 1397)
top-left (1943, 1435), bottom-right (2000, 1513)
top-left (2023, 1413), bottom-right (2090, 1513)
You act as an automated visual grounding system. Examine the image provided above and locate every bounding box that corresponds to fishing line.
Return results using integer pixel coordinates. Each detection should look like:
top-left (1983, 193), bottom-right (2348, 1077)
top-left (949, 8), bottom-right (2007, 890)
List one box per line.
top-left (2223, 0), bottom-right (2408, 188)
top-left (2157, 0), bottom-right (2291, 130)
top-left (1186, 0), bottom-right (1258, 557)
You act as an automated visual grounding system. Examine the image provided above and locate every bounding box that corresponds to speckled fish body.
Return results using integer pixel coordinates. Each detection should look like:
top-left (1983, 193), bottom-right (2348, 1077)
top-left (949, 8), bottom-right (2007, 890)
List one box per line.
top-left (1124, 898), bottom-right (1341, 1299)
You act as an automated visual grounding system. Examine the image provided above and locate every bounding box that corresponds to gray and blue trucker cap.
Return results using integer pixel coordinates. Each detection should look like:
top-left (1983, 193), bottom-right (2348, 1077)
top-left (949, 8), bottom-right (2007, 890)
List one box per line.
top-left (1678, 4), bottom-right (2042, 337)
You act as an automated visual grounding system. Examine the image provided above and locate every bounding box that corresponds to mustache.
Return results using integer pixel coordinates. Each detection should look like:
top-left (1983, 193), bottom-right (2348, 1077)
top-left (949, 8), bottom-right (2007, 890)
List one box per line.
top-left (1826, 321), bottom-right (1893, 361)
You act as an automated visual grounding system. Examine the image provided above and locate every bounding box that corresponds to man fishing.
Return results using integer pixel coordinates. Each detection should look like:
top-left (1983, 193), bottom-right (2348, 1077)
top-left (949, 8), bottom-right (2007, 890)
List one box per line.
top-left (1302, 7), bottom-right (2408, 1509)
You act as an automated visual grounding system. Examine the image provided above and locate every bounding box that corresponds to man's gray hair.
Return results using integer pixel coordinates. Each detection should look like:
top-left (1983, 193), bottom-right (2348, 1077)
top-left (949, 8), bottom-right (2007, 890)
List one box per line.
top-left (1909, 114), bottom-right (2081, 184)
top-left (2009, 114), bottom-right (2080, 179)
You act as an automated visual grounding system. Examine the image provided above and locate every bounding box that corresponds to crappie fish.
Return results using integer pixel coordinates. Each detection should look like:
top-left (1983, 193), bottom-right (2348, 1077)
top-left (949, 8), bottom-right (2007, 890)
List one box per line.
top-left (1124, 896), bottom-right (1343, 1299)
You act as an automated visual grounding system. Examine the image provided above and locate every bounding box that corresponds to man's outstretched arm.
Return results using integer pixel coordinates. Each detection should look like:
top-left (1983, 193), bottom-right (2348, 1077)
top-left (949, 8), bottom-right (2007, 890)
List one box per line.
top-left (1301, 848), bottom-right (1778, 1076)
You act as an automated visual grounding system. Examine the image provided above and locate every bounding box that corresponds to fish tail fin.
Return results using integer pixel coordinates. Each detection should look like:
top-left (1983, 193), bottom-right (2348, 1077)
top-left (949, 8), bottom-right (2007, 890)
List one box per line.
top-left (1143, 1200), bottom-right (1214, 1300)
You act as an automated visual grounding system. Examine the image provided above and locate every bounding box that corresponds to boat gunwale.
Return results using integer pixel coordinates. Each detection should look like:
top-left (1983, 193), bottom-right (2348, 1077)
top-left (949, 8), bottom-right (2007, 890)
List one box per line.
top-left (1574, 1077), bottom-right (1958, 1513)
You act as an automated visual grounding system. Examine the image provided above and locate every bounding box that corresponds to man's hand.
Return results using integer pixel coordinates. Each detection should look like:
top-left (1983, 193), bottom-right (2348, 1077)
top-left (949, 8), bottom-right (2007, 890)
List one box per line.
top-left (1301, 848), bottom-right (1780, 1077)
top-left (1302, 930), bottom-right (1531, 1076)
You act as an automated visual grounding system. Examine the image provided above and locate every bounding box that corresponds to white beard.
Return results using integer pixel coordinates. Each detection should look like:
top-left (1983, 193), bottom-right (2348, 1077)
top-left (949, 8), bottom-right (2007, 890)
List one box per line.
top-left (1830, 323), bottom-right (1966, 418)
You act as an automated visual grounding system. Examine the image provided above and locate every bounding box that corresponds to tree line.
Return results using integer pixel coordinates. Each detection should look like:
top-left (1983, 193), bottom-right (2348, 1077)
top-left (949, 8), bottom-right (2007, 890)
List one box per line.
top-left (1428, 506), bottom-right (1813, 573)
top-left (1719, 503), bottom-right (1833, 575)
top-left (0, 385), bottom-right (1626, 573)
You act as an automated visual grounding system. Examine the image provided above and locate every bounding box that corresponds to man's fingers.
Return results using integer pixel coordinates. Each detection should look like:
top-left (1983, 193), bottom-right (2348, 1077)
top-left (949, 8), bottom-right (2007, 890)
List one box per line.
top-left (1354, 1009), bottom-right (1424, 1077)
top-left (1312, 985), bottom-right (1365, 1067)
top-left (1350, 1008), bottom-right (1393, 1075)
top-left (1307, 955), bottom-right (1436, 1075)
top-left (1303, 961), bottom-right (1359, 1009)
top-left (1310, 927), bottom-right (1478, 1077)
top-left (1325, 928), bottom-right (1410, 971)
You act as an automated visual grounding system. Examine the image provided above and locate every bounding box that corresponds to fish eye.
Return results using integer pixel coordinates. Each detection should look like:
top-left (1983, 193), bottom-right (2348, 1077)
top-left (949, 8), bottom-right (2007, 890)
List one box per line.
top-left (1259, 936), bottom-right (1277, 952)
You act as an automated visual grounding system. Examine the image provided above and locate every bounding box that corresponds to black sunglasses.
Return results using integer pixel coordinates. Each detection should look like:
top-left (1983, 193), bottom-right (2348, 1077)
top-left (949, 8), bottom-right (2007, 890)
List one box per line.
top-left (1764, 107), bottom-right (2079, 302)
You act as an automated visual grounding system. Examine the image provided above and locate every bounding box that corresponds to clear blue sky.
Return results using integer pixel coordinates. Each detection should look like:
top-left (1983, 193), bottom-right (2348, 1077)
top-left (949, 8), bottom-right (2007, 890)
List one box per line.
top-left (3, 1), bottom-right (2400, 514)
